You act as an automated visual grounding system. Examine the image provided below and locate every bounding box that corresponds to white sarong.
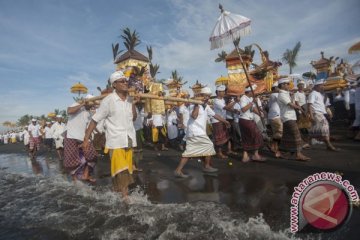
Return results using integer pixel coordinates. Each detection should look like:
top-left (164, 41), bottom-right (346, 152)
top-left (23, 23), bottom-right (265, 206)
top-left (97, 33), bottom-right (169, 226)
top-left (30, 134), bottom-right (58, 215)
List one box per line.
top-left (182, 135), bottom-right (216, 158)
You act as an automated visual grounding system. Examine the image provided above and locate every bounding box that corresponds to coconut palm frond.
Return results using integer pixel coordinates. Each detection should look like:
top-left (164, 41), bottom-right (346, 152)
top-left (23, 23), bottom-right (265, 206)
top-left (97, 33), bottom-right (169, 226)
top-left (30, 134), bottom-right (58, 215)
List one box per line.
top-left (147, 45), bottom-right (153, 62)
top-left (215, 50), bottom-right (227, 62)
top-left (150, 63), bottom-right (160, 78)
top-left (233, 37), bottom-right (240, 48)
top-left (282, 41), bottom-right (301, 74)
top-left (121, 27), bottom-right (140, 51)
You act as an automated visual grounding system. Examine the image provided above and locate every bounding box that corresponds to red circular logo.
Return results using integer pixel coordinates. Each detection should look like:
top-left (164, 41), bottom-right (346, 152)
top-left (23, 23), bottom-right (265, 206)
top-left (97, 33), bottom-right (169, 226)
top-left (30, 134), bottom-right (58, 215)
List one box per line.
top-left (301, 183), bottom-right (349, 230)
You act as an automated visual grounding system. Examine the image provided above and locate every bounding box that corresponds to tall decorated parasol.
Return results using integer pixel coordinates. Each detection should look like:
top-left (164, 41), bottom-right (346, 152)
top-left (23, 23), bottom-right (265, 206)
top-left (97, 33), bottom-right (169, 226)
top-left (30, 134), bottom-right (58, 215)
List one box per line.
top-left (70, 82), bottom-right (88, 96)
top-left (209, 4), bottom-right (264, 126)
top-left (348, 41), bottom-right (360, 54)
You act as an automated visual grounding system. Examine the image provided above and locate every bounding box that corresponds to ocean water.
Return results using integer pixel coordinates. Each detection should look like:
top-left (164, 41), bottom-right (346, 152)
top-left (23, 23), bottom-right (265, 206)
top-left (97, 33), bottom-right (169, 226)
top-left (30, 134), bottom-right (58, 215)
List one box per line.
top-left (0, 169), bottom-right (311, 240)
top-left (0, 152), bottom-right (340, 240)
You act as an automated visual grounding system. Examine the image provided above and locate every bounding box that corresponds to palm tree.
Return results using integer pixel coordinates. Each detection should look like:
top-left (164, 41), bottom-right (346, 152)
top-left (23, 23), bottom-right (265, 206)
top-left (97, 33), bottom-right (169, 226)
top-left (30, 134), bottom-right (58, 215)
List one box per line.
top-left (215, 50), bottom-right (228, 62)
top-left (282, 41), bottom-right (301, 74)
top-left (147, 45), bottom-right (160, 79)
top-left (121, 28), bottom-right (140, 51)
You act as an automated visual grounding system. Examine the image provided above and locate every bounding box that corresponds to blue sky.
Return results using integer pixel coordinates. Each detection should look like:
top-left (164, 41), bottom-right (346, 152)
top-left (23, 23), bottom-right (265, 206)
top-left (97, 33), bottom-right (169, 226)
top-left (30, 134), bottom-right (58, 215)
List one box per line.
top-left (1, 0), bottom-right (359, 130)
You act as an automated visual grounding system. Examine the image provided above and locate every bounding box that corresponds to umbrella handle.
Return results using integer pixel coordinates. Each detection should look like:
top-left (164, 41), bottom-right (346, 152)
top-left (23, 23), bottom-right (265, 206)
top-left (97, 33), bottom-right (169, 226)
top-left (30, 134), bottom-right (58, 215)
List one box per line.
top-left (233, 43), bottom-right (266, 129)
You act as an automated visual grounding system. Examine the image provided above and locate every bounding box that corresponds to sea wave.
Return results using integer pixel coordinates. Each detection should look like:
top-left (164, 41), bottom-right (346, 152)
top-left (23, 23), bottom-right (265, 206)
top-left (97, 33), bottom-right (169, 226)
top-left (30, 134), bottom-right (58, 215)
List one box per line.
top-left (0, 169), bottom-right (319, 240)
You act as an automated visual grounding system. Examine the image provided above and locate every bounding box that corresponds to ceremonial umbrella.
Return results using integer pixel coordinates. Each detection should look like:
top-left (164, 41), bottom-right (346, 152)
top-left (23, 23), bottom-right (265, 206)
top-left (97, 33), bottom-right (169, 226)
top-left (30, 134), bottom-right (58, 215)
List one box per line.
top-left (348, 41), bottom-right (360, 54)
top-left (215, 76), bottom-right (229, 86)
top-left (209, 4), bottom-right (264, 126)
top-left (70, 82), bottom-right (88, 96)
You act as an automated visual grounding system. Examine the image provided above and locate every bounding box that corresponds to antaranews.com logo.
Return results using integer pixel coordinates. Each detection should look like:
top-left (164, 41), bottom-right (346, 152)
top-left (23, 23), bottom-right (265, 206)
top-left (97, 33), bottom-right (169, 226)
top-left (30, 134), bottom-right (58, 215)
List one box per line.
top-left (290, 172), bottom-right (359, 233)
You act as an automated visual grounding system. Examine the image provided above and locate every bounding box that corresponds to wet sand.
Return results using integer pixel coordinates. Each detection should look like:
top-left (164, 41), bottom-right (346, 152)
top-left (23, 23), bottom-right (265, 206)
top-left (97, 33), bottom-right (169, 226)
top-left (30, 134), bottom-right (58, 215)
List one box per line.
top-left (0, 123), bottom-right (359, 239)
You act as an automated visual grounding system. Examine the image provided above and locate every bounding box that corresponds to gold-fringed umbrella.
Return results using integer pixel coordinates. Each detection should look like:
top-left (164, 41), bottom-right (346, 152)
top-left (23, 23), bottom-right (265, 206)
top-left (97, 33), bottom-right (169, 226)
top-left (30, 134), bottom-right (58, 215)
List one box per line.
top-left (215, 76), bottom-right (229, 86)
top-left (348, 41), bottom-right (360, 54)
top-left (70, 82), bottom-right (88, 96)
top-left (47, 112), bottom-right (56, 118)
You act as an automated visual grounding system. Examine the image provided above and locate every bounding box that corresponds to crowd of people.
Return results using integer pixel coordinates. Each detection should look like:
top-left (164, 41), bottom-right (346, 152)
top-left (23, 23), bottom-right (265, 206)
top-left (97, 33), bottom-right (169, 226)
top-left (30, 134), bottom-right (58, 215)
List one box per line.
top-left (1, 70), bottom-right (359, 200)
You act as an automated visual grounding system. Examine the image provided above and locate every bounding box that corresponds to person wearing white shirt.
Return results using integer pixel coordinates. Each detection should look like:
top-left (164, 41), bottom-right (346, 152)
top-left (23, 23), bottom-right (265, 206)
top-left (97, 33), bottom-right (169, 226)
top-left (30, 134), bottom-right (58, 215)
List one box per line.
top-left (294, 81), bottom-right (307, 109)
top-left (64, 95), bottom-right (98, 182)
top-left (51, 115), bottom-right (65, 160)
top-left (308, 80), bottom-right (339, 151)
top-left (211, 85), bottom-right (231, 158)
top-left (43, 122), bottom-right (53, 151)
top-left (167, 107), bottom-right (178, 141)
top-left (3, 133), bottom-right (9, 144)
top-left (174, 87), bottom-right (230, 178)
top-left (152, 112), bottom-right (168, 152)
top-left (10, 132), bottom-right (17, 144)
top-left (178, 101), bottom-right (190, 150)
top-left (22, 128), bottom-right (29, 150)
top-left (226, 95), bottom-right (241, 151)
top-left (267, 82), bottom-right (283, 158)
top-left (348, 85), bottom-right (356, 124)
top-left (82, 71), bottom-right (138, 198)
top-left (133, 102), bottom-right (145, 171)
top-left (238, 85), bottom-right (266, 162)
top-left (277, 78), bottom-right (310, 161)
top-left (232, 96), bottom-right (242, 145)
top-left (294, 80), bottom-right (311, 149)
top-left (28, 119), bottom-right (41, 159)
top-left (333, 88), bottom-right (346, 120)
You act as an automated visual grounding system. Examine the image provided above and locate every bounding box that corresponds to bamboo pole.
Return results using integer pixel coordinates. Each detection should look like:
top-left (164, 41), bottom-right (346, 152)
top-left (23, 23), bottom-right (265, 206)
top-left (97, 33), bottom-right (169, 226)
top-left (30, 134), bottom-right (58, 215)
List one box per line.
top-left (80, 92), bottom-right (203, 105)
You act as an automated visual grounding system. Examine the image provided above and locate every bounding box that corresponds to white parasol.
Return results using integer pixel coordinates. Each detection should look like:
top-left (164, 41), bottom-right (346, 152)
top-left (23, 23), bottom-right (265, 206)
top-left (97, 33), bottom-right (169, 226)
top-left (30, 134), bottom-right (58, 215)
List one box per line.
top-left (209, 4), bottom-right (265, 126)
top-left (209, 6), bottom-right (251, 50)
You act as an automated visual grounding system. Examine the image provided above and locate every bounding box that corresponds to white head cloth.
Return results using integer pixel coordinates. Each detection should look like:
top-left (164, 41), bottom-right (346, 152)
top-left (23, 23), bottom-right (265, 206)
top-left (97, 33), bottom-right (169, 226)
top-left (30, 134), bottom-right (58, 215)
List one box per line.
top-left (216, 85), bottom-right (226, 91)
top-left (109, 71), bottom-right (127, 84)
top-left (201, 87), bottom-right (212, 95)
top-left (278, 78), bottom-right (290, 84)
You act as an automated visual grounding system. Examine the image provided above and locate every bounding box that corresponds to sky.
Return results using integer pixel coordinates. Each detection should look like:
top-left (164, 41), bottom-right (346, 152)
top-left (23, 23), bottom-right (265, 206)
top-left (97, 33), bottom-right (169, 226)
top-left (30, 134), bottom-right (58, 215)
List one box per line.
top-left (0, 0), bottom-right (359, 131)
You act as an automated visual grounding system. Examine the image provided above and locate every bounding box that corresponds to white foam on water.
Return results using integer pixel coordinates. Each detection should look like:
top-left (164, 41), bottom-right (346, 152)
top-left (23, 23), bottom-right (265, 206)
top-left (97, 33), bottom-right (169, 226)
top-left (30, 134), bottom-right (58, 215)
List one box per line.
top-left (0, 169), bottom-right (322, 240)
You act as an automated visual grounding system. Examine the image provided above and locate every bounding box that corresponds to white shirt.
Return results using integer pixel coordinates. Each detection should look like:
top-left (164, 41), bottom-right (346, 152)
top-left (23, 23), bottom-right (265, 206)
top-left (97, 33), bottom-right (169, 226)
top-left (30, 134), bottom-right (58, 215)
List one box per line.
top-left (294, 91), bottom-right (307, 107)
top-left (350, 89), bottom-right (356, 105)
top-left (211, 98), bottom-right (226, 123)
top-left (308, 90), bottom-right (327, 114)
top-left (278, 90), bottom-right (297, 122)
top-left (51, 122), bottom-right (65, 139)
top-left (92, 92), bottom-right (137, 149)
top-left (28, 123), bottom-right (41, 137)
top-left (233, 102), bottom-right (241, 123)
top-left (267, 93), bottom-right (280, 120)
top-left (187, 104), bottom-right (215, 137)
top-left (44, 126), bottom-right (53, 139)
top-left (334, 93), bottom-right (344, 102)
top-left (239, 95), bottom-right (254, 120)
top-left (66, 102), bottom-right (92, 141)
top-left (152, 114), bottom-right (164, 127)
top-left (179, 104), bottom-right (190, 128)
top-left (134, 107), bottom-right (145, 131)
